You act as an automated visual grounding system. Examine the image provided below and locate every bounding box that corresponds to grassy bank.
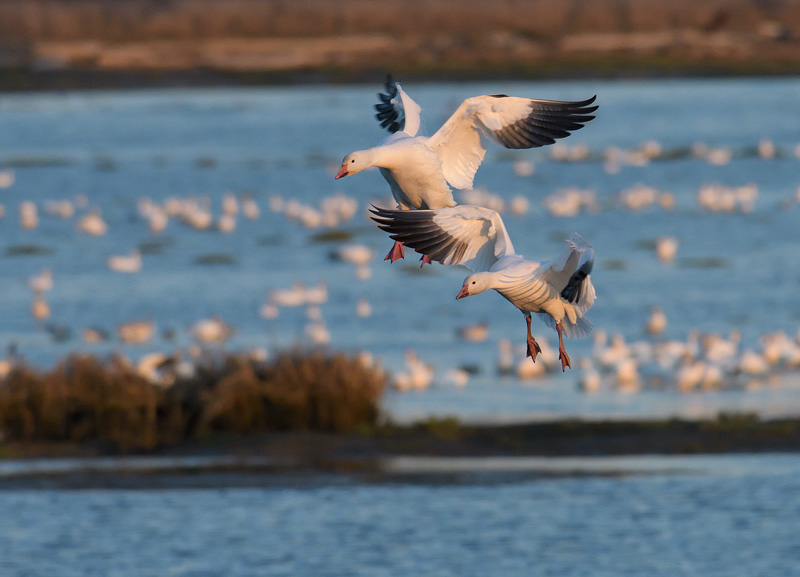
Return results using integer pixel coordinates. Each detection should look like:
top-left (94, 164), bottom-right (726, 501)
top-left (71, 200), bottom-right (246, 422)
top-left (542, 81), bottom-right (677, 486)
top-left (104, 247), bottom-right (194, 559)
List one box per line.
top-left (0, 352), bottom-right (386, 454)
top-left (1, 0), bottom-right (800, 90)
top-left (1, 352), bottom-right (799, 459)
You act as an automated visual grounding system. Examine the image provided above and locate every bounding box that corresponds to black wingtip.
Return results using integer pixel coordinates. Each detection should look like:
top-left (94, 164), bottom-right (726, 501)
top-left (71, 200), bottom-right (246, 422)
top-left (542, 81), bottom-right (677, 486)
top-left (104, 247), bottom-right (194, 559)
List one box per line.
top-left (566, 95), bottom-right (597, 114)
top-left (560, 260), bottom-right (593, 303)
top-left (576, 95), bottom-right (598, 115)
top-left (368, 205), bottom-right (398, 227)
top-left (378, 75), bottom-right (397, 99)
top-left (374, 76), bottom-right (403, 134)
top-left (368, 203), bottom-right (390, 216)
top-left (570, 95), bottom-right (597, 109)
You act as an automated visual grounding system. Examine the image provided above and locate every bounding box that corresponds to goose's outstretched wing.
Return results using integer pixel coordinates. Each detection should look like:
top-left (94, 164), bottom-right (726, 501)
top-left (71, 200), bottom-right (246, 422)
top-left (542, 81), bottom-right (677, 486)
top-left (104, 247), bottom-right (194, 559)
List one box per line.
top-left (543, 233), bottom-right (595, 310)
top-left (427, 95), bottom-right (597, 190)
top-left (374, 76), bottom-right (423, 137)
top-left (369, 205), bottom-right (515, 272)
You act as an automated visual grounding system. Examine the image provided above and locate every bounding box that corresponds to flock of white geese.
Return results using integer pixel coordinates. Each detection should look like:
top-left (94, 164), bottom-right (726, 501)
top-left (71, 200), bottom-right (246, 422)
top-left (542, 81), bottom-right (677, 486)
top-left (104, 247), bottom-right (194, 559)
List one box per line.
top-left (8, 177), bottom-right (800, 391)
top-left (3, 78), bottom-right (800, 394)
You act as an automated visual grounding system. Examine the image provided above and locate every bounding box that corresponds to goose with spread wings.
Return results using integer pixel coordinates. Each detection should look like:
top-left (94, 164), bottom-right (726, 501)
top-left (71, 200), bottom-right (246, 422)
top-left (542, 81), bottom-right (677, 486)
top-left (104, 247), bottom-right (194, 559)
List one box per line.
top-left (370, 204), bottom-right (596, 371)
top-left (337, 77), bottom-right (598, 264)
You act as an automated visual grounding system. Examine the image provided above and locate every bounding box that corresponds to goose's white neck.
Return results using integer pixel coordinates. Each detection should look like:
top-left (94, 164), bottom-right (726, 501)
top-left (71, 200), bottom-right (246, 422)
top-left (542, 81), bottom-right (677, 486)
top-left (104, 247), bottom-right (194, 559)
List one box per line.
top-left (368, 141), bottom-right (409, 170)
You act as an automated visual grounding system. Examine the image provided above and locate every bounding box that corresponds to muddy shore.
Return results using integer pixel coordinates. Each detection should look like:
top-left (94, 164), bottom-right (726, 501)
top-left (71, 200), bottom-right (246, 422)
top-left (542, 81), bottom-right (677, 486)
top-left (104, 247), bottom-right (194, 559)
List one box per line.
top-left (2, 415), bottom-right (800, 488)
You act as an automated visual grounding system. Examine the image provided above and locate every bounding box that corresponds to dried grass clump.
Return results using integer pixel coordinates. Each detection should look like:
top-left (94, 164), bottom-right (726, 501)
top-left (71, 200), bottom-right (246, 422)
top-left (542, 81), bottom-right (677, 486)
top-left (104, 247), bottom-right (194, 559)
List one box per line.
top-left (0, 350), bottom-right (387, 452)
top-left (198, 351), bottom-right (386, 434)
top-left (0, 355), bottom-right (170, 451)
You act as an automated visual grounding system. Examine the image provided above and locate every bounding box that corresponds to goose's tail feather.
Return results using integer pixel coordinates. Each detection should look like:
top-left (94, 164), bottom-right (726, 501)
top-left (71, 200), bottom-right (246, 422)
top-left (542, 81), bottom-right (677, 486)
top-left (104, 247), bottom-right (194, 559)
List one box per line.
top-left (536, 312), bottom-right (593, 339)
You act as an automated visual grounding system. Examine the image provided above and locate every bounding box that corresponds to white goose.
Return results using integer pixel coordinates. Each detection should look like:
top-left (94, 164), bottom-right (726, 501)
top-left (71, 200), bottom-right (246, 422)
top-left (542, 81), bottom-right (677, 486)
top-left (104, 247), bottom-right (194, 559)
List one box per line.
top-left (370, 205), bottom-right (596, 371)
top-left (108, 249), bottom-right (142, 273)
top-left (27, 268), bottom-right (53, 294)
top-left (339, 77), bottom-right (597, 263)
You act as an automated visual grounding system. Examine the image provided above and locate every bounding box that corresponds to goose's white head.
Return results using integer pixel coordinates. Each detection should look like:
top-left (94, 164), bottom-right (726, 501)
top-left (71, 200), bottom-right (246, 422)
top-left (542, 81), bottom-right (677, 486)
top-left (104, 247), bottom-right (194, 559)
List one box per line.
top-left (456, 273), bottom-right (493, 300)
top-left (335, 151), bottom-right (372, 179)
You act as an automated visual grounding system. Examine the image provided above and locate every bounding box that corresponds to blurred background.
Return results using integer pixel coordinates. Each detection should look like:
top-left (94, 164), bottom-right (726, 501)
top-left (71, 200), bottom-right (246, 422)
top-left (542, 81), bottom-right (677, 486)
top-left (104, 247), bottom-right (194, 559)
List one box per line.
top-left (0, 0), bottom-right (799, 87)
top-left (2, 2), bottom-right (800, 577)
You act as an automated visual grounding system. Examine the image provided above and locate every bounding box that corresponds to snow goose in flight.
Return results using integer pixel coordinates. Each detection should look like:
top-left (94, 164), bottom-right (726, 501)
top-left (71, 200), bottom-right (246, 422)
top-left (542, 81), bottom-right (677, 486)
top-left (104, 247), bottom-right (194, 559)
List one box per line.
top-left (370, 205), bottom-right (596, 371)
top-left (338, 77), bottom-right (598, 263)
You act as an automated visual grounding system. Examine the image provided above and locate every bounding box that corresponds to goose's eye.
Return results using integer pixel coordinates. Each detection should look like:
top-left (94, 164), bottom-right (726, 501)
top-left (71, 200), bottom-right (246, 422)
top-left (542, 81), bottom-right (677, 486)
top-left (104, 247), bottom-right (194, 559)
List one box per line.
top-left (472, 281), bottom-right (476, 285)
top-left (351, 159), bottom-right (355, 163)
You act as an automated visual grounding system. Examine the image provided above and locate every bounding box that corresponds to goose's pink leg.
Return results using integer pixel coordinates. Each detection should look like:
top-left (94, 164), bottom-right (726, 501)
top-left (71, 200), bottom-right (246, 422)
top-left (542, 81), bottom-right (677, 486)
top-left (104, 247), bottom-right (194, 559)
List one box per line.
top-left (420, 254), bottom-right (434, 267)
top-left (384, 241), bottom-right (405, 263)
top-left (556, 322), bottom-right (571, 371)
top-left (525, 315), bottom-right (542, 362)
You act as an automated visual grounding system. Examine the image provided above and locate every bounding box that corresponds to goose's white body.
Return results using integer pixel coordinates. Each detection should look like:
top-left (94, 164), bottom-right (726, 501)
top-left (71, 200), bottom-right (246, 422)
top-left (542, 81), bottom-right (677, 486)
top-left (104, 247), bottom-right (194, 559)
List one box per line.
top-left (340, 78), bottom-right (597, 263)
top-left (371, 204), bottom-right (596, 370)
top-left (371, 136), bottom-right (454, 210)
top-left (487, 252), bottom-right (595, 340)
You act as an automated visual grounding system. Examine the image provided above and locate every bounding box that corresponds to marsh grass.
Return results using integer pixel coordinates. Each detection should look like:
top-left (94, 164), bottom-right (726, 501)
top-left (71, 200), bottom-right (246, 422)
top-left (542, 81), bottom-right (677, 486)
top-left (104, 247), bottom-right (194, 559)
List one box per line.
top-left (1, 1), bottom-right (798, 91)
top-left (0, 351), bottom-right (386, 452)
top-left (190, 351), bottom-right (386, 434)
top-left (4, 0), bottom-right (800, 44)
top-left (0, 356), bottom-right (166, 451)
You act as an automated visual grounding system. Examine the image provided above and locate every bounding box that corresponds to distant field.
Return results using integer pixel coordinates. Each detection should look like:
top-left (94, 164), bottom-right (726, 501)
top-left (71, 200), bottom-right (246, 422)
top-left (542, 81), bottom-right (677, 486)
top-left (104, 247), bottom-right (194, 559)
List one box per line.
top-left (0, 0), bottom-right (799, 88)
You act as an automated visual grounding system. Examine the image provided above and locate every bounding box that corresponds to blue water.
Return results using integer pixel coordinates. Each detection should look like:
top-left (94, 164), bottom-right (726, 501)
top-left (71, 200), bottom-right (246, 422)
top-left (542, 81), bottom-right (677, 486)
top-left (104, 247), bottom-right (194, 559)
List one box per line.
top-left (1, 453), bottom-right (799, 576)
top-left (2, 78), bottom-right (800, 421)
top-left (4, 78), bottom-right (800, 573)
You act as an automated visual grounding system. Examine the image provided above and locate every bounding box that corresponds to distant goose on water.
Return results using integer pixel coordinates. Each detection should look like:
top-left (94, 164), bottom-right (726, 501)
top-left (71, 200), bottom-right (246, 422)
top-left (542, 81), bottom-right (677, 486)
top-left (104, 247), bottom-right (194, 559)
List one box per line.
top-left (31, 293), bottom-right (51, 322)
top-left (117, 319), bottom-right (155, 345)
top-left (190, 316), bottom-right (234, 344)
top-left (337, 77), bottom-right (597, 264)
top-left (28, 268), bottom-right (53, 294)
top-left (77, 209), bottom-right (108, 236)
top-left (108, 250), bottom-right (142, 273)
top-left (370, 205), bottom-right (596, 371)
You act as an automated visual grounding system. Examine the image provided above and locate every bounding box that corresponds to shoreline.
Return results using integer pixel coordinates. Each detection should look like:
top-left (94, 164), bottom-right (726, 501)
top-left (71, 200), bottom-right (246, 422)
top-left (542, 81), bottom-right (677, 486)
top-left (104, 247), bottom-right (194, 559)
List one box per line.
top-left (2, 415), bottom-right (799, 487)
top-left (2, 61), bottom-right (800, 94)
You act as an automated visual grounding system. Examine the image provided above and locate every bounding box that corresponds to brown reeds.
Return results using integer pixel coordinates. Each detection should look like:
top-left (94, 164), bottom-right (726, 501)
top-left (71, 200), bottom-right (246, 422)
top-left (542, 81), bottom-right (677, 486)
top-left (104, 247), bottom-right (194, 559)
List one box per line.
top-left (0, 350), bottom-right (387, 452)
top-left (1, 0), bottom-right (797, 44)
top-left (2, 0), bottom-right (799, 79)
top-left (195, 351), bottom-right (385, 434)
top-left (0, 355), bottom-right (166, 450)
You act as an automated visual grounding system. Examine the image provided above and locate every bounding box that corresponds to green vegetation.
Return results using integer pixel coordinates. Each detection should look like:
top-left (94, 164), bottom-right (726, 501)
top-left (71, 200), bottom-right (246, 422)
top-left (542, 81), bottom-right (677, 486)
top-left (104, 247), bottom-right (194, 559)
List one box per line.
top-left (0, 352), bottom-right (387, 453)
